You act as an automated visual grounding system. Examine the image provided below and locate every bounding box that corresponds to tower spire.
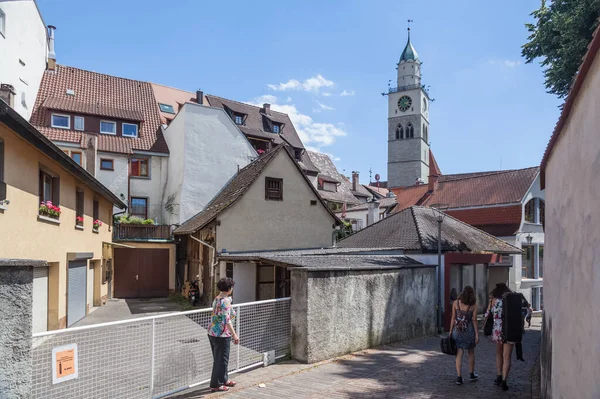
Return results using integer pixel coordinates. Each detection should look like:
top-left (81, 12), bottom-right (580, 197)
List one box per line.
top-left (407, 19), bottom-right (413, 41)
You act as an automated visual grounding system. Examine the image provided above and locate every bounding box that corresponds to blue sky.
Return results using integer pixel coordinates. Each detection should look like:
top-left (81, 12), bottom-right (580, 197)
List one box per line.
top-left (39, 0), bottom-right (560, 181)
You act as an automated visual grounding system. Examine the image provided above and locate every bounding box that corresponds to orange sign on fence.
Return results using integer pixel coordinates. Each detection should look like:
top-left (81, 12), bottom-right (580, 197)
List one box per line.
top-left (52, 344), bottom-right (78, 384)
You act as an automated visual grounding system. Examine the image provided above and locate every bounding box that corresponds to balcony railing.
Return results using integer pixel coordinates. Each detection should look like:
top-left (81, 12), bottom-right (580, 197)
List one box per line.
top-left (113, 223), bottom-right (172, 241)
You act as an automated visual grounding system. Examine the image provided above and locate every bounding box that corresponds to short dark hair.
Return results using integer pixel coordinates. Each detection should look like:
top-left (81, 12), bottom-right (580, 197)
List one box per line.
top-left (216, 277), bottom-right (235, 292)
top-left (491, 282), bottom-right (511, 299)
top-left (458, 286), bottom-right (476, 306)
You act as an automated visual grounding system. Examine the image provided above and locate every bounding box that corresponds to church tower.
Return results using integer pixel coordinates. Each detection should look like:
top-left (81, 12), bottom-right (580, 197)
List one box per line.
top-left (386, 25), bottom-right (431, 188)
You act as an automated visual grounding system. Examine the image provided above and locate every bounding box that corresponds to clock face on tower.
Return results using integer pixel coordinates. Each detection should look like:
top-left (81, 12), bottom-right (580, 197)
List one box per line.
top-left (397, 95), bottom-right (412, 112)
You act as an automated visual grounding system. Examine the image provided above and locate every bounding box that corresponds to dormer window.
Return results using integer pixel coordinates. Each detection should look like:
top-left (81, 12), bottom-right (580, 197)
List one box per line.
top-left (159, 103), bottom-right (175, 114)
top-left (234, 114), bottom-right (243, 125)
top-left (100, 120), bottom-right (117, 135)
top-left (51, 114), bottom-right (70, 129)
top-left (122, 123), bottom-right (139, 138)
top-left (272, 124), bottom-right (281, 134)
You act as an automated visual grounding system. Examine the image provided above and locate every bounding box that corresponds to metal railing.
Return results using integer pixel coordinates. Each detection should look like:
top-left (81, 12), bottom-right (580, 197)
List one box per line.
top-left (32, 298), bottom-right (291, 399)
top-left (113, 224), bottom-right (172, 241)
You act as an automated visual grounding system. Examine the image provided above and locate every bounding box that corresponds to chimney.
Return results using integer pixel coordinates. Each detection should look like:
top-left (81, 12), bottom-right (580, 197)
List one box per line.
top-left (196, 90), bottom-right (203, 105)
top-left (367, 200), bottom-right (380, 227)
top-left (0, 84), bottom-right (16, 108)
top-left (47, 25), bottom-right (57, 71)
top-left (85, 135), bottom-right (98, 177)
top-left (263, 103), bottom-right (271, 115)
top-left (428, 173), bottom-right (439, 192)
top-left (352, 171), bottom-right (359, 192)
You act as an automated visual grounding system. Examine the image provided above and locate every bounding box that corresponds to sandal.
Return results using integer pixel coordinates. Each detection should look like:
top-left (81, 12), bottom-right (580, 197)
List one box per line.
top-left (210, 386), bottom-right (229, 392)
top-left (225, 380), bottom-right (236, 387)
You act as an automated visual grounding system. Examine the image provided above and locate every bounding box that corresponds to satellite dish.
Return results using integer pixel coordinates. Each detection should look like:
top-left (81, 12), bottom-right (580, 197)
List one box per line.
top-left (375, 174), bottom-right (381, 181)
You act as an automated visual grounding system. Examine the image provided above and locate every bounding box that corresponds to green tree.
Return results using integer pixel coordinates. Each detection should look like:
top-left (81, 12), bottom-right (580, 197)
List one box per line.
top-left (522, 0), bottom-right (600, 98)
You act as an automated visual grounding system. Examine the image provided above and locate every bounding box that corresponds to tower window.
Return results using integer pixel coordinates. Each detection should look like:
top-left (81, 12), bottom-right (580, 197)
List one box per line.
top-left (395, 124), bottom-right (403, 140)
top-left (407, 123), bottom-right (414, 138)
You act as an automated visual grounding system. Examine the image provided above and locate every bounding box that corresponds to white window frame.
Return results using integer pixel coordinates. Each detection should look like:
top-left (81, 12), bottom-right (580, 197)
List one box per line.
top-left (100, 120), bottom-right (117, 135)
top-left (235, 115), bottom-right (243, 125)
top-left (122, 123), bottom-right (138, 138)
top-left (51, 113), bottom-right (70, 129)
top-left (74, 116), bottom-right (85, 131)
top-left (0, 8), bottom-right (6, 38)
top-left (272, 124), bottom-right (280, 134)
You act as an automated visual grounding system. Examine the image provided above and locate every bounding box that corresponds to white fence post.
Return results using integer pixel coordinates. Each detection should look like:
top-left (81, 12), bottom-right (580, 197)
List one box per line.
top-left (149, 318), bottom-right (156, 399)
top-left (236, 306), bottom-right (241, 371)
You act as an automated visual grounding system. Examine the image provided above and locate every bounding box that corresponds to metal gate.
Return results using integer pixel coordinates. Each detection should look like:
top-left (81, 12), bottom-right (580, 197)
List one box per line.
top-left (32, 266), bottom-right (49, 333)
top-left (67, 260), bottom-right (87, 327)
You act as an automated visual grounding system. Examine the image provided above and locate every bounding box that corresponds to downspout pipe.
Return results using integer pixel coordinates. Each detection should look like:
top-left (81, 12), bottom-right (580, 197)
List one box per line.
top-left (189, 235), bottom-right (219, 280)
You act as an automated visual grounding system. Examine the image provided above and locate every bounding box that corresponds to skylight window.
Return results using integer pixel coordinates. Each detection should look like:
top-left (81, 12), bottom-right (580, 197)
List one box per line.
top-left (159, 103), bottom-right (175, 114)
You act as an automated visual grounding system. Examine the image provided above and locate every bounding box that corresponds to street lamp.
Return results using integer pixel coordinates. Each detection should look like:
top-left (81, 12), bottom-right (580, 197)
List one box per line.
top-left (430, 204), bottom-right (448, 334)
top-left (526, 234), bottom-right (533, 244)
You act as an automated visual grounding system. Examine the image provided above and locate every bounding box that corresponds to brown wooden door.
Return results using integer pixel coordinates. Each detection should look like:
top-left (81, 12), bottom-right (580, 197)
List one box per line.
top-left (114, 248), bottom-right (170, 298)
top-left (137, 249), bottom-right (169, 297)
top-left (114, 248), bottom-right (139, 298)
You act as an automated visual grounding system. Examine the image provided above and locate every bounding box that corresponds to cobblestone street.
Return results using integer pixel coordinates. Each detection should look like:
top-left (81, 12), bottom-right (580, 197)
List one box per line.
top-left (173, 319), bottom-right (541, 399)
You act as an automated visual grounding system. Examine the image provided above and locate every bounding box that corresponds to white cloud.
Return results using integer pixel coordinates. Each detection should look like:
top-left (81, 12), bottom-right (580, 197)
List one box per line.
top-left (251, 94), bottom-right (278, 104)
top-left (306, 147), bottom-right (341, 162)
top-left (315, 101), bottom-right (335, 111)
top-left (268, 74), bottom-right (335, 93)
top-left (340, 90), bottom-right (355, 96)
top-left (286, 96), bottom-right (293, 103)
top-left (322, 92), bottom-right (332, 97)
top-left (246, 96), bottom-right (346, 148)
top-left (488, 59), bottom-right (521, 68)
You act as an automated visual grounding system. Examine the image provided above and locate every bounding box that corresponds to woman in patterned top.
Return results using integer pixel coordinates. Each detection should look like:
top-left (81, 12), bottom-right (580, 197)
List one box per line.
top-left (208, 277), bottom-right (239, 392)
top-left (485, 282), bottom-right (513, 391)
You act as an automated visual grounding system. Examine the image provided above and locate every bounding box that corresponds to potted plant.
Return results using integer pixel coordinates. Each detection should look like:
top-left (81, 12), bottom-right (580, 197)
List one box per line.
top-left (39, 201), bottom-right (61, 220)
top-left (257, 149), bottom-right (266, 156)
top-left (93, 219), bottom-right (102, 231)
top-left (76, 216), bottom-right (84, 227)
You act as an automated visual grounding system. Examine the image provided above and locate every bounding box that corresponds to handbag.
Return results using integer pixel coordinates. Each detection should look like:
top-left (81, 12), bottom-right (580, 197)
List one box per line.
top-left (440, 335), bottom-right (457, 356)
top-left (483, 299), bottom-right (494, 336)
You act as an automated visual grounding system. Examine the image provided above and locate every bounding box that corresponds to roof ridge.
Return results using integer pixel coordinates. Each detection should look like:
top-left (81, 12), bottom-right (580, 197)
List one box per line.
top-left (207, 94), bottom-right (291, 117)
top-left (410, 206), bottom-right (426, 252)
top-left (441, 166), bottom-right (540, 182)
top-left (55, 64), bottom-right (149, 85)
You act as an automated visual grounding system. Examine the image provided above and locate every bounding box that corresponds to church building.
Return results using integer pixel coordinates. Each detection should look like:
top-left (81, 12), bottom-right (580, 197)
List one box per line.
top-left (386, 27), bottom-right (432, 189)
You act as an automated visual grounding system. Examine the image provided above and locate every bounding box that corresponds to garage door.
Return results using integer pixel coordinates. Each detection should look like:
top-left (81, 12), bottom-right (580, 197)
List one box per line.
top-left (67, 260), bottom-right (88, 327)
top-left (114, 248), bottom-right (169, 298)
top-left (32, 267), bottom-right (48, 333)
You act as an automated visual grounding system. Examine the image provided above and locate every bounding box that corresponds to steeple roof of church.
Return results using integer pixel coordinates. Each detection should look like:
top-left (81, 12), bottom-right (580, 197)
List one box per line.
top-left (399, 29), bottom-right (419, 63)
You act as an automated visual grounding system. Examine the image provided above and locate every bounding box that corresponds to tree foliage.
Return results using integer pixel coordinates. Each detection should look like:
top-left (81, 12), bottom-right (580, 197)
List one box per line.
top-left (522, 0), bottom-right (600, 98)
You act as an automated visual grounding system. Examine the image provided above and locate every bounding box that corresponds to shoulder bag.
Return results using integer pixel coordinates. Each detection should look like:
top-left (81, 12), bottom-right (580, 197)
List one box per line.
top-left (483, 299), bottom-right (494, 336)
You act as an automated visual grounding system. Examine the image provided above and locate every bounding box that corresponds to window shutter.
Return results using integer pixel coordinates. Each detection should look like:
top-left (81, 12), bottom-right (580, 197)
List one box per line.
top-left (52, 176), bottom-right (60, 205)
top-left (39, 170), bottom-right (44, 202)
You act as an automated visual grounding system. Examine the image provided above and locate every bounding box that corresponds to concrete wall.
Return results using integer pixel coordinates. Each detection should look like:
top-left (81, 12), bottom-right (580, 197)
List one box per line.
top-left (0, 123), bottom-right (114, 329)
top-left (0, 259), bottom-right (46, 398)
top-left (0, 1), bottom-right (47, 120)
top-left (541, 46), bottom-right (600, 399)
top-left (217, 150), bottom-right (336, 252)
top-left (162, 104), bottom-right (256, 225)
top-left (291, 266), bottom-right (436, 363)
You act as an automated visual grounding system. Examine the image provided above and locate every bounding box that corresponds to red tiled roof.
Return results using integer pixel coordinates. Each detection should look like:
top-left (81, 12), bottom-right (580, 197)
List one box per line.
top-left (422, 167), bottom-right (539, 208)
top-left (429, 149), bottom-right (441, 176)
top-left (391, 184), bottom-right (429, 209)
top-left (43, 97), bottom-right (144, 121)
top-left (541, 23), bottom-right (600, 189)
top-left (31, 65), bottom-right (168, 154)
top-left (446, 205), bottom-right (522, 237)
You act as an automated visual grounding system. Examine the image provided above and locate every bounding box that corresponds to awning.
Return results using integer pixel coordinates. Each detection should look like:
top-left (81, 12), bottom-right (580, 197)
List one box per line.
top-left (102, 241), bottom-right (135, 248)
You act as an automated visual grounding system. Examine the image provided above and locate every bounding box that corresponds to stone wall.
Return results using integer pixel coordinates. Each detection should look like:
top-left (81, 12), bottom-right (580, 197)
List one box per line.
top-left (291, 266), bottom-right (436, 363)
top-left (0, 259), bottom-right (46, 398)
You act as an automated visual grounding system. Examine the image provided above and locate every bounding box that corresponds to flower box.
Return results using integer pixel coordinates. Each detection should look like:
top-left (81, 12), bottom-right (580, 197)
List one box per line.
top-left (76, 216), bottom-right (84, 227)
top-left (93, 219), bottom-right (103, 230)
top-left (39, 201), bottom-right (61, 220)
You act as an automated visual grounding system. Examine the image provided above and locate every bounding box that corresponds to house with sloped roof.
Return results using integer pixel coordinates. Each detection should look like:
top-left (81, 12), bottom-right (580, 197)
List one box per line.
top-left (337, 205), bottom-right (521, 330)
top-left (390, 166), bottom-right (545, 311)
top-left (173, 146), bottom-right (340, 304)
top-left (31, 64), bottom-right (169, 224)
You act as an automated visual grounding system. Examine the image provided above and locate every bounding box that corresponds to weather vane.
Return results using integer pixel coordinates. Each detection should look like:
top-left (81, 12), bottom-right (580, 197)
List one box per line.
top-left (408, 19), bottom-right (413, 30)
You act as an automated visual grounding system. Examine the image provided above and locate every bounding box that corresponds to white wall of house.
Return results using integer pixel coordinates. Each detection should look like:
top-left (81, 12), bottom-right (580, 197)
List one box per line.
top-left (542, 43), bottom-right (600, 399)
top-left (129, 154), bottom-right (168, 222)
top-left (162, 104), bottom-right (256, 225)
top-left (216, 150), bottom-right (336, 253)
top-left (95, 152), bottom-right (129, 214)
top-left (0, 0), bottom-right (47, 120)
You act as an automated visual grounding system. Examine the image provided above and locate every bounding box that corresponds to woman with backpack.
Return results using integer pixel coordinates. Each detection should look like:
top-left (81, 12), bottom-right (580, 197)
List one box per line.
top-left (449, 286), bottom-right (479, 385)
